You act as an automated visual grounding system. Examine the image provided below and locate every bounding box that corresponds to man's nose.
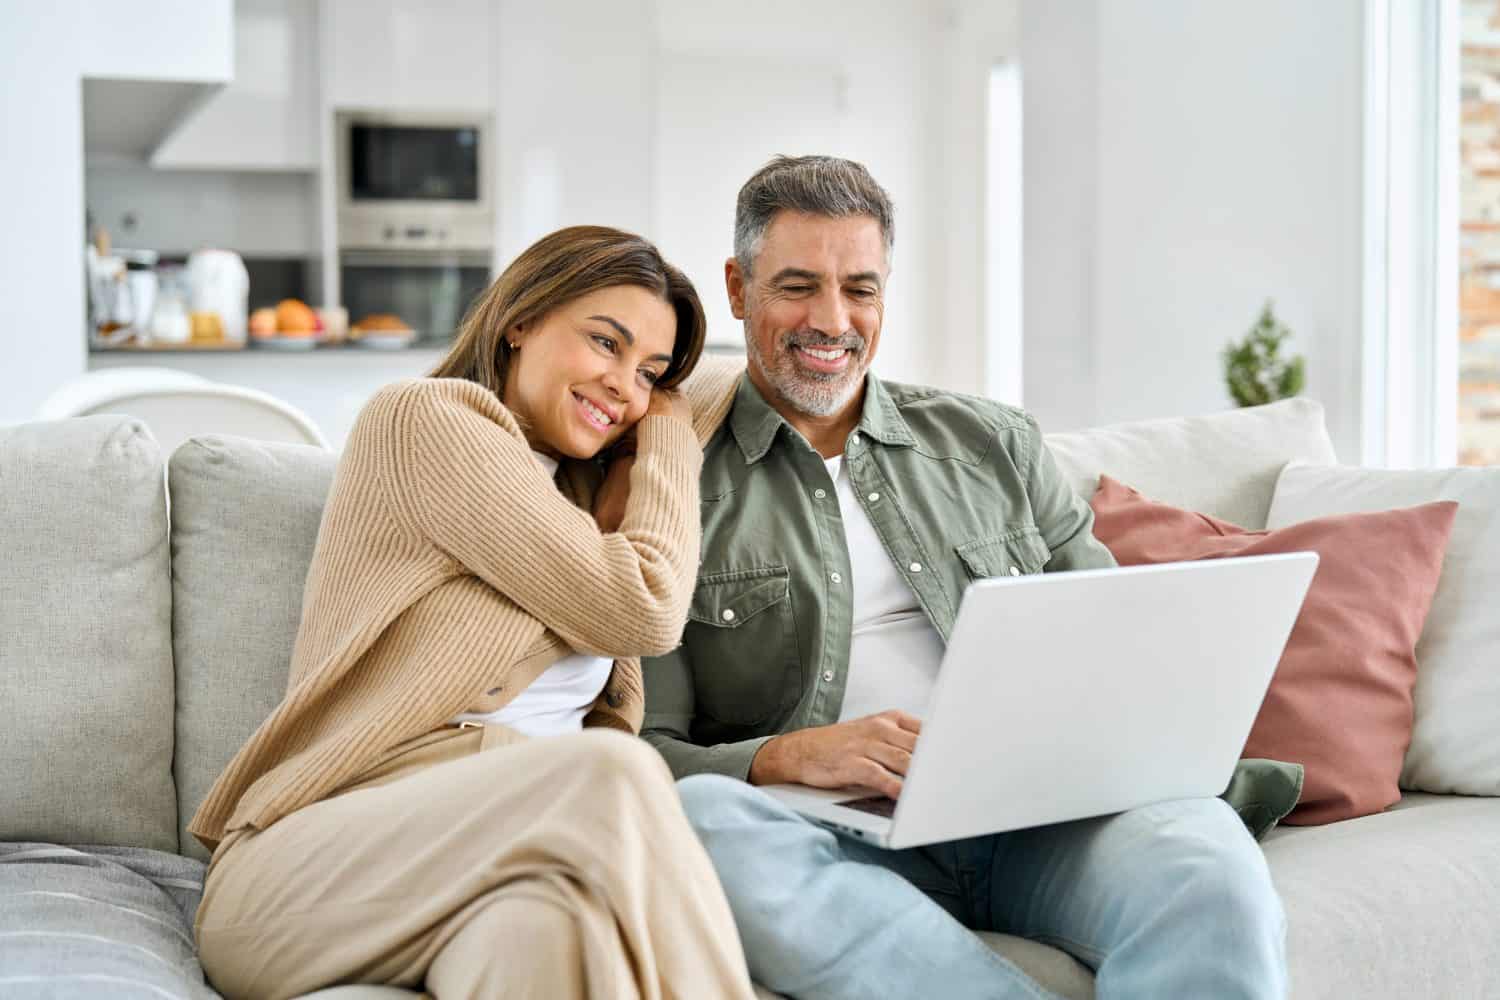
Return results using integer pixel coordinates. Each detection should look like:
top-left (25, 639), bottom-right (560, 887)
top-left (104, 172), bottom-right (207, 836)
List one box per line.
top-left (807, 288), bottom-right (850, 338)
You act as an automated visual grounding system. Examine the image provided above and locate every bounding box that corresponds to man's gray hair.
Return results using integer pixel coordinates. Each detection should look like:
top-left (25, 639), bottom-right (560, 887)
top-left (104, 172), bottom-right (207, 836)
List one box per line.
top-left (733, 155), bottom-right (895, 275)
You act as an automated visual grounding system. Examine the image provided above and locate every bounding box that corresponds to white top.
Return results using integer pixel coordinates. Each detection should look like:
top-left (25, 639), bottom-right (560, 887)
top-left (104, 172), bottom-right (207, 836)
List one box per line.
top-left (826, 455), bottom-right (947, 723)
top-left (451, 450), bottom-right (613, 737)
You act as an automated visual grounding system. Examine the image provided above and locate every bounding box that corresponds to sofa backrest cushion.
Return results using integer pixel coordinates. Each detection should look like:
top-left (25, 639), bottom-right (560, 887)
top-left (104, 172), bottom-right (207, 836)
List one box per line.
top-left (1044, 398), bottom-right (1337, 530)
top-left (0, 416), bottom-right (177, 850)
top-left (168, 434), bottom-right (336, 860)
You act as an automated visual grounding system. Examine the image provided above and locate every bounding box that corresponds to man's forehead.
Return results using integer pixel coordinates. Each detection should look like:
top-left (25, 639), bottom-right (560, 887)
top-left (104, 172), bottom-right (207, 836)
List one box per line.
top-left (756, 211), bottom-right (887, 277)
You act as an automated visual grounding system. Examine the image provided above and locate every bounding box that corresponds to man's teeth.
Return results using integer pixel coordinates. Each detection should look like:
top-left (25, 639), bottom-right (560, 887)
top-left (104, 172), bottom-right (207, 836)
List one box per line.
top-left (801, 346), bottom-right (847, 361)
top-left (580, 397), bottom-right (613, 425)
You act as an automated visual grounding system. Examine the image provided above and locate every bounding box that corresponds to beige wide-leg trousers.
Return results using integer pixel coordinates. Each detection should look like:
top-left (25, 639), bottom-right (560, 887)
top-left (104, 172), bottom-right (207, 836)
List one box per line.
top-left (194, 726), bottom-right (756, 1000)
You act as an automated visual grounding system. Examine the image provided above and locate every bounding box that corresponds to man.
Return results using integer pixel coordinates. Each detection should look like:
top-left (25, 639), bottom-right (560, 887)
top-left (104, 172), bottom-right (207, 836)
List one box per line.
top-left (644, 155), bottom-right (1289, 999)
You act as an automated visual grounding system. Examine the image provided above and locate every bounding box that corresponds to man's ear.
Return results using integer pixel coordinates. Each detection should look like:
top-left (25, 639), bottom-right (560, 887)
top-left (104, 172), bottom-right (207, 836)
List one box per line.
top-left (725, 257), bottom-right (748, 320)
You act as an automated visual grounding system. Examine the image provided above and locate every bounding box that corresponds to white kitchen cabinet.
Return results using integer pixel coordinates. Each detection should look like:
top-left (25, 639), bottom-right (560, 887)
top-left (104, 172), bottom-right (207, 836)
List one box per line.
top-left (152, 0), bottom-right (320, 171)
top-left (326, 0), bottom-right (492, 112)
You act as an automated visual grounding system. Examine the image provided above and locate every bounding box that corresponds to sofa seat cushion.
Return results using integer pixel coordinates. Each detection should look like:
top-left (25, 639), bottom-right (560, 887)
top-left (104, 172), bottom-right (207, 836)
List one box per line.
top-left (0, 842), bottom-right (214, 999)
top-left (0, 416), bottom-right (177, 851)
top-left (1263, 793), bottom-right (1500, 999)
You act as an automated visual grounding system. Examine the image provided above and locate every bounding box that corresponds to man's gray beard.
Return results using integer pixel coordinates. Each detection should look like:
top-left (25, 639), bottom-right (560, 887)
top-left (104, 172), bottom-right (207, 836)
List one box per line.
top-left (745, 324), bottom-right (866, 419)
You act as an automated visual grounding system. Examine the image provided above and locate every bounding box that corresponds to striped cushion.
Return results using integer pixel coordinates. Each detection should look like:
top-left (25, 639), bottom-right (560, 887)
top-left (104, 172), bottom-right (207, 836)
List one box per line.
top-left (0, 843), bottom-right (214, 999)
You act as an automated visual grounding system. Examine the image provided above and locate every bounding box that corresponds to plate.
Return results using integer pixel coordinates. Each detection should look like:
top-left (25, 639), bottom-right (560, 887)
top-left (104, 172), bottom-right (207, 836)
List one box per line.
top-left (250, 335), bottom-right (319, 351)
top-left (354, 330), bottom-right (418, 350)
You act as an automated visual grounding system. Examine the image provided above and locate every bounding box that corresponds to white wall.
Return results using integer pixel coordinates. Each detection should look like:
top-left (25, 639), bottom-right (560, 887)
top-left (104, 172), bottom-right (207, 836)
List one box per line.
top-left (0, 0), bottom-right (232, 425)
top-left (1021, 0), bottom-right (1367, 458)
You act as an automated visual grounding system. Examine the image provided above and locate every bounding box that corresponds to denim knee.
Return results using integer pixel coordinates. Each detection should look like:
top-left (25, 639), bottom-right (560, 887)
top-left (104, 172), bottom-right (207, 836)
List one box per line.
top-left (675, 773), bottom-right (765, 833)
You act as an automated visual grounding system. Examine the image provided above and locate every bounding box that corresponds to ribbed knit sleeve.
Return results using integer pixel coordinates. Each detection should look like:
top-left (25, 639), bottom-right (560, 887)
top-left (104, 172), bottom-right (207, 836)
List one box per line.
top-left (380, 380), bottom-right (703, 658)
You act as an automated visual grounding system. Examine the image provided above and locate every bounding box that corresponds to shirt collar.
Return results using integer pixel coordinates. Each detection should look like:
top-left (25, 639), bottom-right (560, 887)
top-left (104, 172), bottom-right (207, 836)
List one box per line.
top-left (729, 372), bottom-right (916, 464)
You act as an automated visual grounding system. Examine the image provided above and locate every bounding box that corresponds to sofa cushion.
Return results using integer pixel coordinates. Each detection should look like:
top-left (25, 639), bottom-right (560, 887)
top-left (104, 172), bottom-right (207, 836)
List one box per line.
top-left (0, 842), bottom-right (213, 999)
top-left (1090, 476), bottom-right (1456, 824)
top-left (168, 435), bottom-right (337, 860)
top-left (0, 416), bottom-right (177, 851)
top-left (1268, 463), bottom-right (1500, 797)
top-left (1263, 793), bottom-right (1500, 999)
top-left (1044, 397), bottom-right (1337, 530)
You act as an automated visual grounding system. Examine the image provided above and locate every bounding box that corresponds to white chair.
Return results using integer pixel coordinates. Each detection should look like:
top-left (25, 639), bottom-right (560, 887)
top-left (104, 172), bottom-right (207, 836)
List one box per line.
top-left (38, 368), bottom-right (331, 455)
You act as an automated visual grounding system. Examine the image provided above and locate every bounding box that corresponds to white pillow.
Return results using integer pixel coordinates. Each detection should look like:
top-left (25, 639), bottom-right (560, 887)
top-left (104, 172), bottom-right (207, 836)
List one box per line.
top-left (1046, 397), bottom-right (1337, 531)
top-left (1267, 462), bottom-right (1500, 795)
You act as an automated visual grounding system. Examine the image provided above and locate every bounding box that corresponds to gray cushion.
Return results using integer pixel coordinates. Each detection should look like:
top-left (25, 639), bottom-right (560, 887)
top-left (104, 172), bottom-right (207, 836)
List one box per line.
top-left (0, 416), bottom-right (177, 851)
top-left (1264, 793), bottom-right (1500, 999)
top-left (168, 435), bottom-right (337, 860)
top-left (1044, 397), bottom-right (1337, 530)
top-left (0, 842), bottom-right (214, 999)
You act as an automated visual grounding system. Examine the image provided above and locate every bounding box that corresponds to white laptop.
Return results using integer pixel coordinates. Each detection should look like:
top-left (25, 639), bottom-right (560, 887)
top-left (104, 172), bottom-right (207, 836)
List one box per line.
top-left (762, 552), bottom-right (1318, 849)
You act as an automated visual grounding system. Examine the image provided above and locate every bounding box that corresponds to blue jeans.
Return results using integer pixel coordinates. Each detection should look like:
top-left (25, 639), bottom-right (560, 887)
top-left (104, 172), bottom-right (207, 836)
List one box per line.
top-left (677, 776), bottom-right (1286, 1000)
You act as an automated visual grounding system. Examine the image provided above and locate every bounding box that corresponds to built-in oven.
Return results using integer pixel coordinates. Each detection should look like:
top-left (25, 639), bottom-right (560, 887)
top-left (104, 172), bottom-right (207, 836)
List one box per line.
top-left (341, 250), bottom-right (491, 345)
top-left (336, 110), bottom-right (494, 252)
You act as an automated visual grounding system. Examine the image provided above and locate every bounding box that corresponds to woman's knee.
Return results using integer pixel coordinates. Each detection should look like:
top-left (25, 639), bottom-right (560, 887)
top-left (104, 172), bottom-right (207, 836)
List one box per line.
top-left (561, 729), bottom-right (676, 798)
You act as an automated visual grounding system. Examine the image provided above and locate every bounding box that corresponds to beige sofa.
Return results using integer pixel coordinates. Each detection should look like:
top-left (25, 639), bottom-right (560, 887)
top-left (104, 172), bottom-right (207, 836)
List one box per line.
top-left (2, 397), bottom-right (1496, 999)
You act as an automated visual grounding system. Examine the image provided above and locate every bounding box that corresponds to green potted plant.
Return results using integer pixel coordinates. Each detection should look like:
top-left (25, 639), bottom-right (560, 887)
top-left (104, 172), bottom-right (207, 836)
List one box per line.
top-left (1223, 300), bottom-right (1306, 407)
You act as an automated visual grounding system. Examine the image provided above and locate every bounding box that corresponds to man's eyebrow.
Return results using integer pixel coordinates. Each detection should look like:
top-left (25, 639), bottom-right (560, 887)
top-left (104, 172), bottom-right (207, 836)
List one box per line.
top-left (588, 315), bottom-right (634, 344)
top-left (769, 268), bottom-right (822, 284)
top-left (844, 270), bottom-right (883, 286)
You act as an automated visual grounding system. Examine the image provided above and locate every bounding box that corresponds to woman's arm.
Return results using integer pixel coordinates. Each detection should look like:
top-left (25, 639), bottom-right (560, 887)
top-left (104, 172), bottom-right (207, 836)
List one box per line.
top-left (378, 380), bottom-right (702, 657)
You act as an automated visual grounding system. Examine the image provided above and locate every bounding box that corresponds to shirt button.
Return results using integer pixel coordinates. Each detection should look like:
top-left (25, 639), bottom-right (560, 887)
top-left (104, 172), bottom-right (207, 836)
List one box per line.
top-left (1010, 566), bottom-right (1022, 576)
top-left (867, 492), bottom-right (880, 502)
top-left (822, 670), bottom-right (835, 682)
top-left (909, 562), bottom-right (923, 573)
top-left (814, 488), bottom-right (827, 500)
top-left (721, 608), bottom-right (736, 622)
top-left (830, 571), bottom-right (842, 584)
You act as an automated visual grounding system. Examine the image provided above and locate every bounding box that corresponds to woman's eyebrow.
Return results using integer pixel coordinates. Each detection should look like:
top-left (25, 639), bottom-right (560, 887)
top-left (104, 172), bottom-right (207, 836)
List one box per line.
top-left (589, 315), bottom-right (634, 344)
top-left (590, 314), bottom-right (671, 364)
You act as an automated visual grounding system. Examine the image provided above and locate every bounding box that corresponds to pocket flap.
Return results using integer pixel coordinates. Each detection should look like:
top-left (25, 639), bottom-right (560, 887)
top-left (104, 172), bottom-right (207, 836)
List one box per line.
top-left (688, 567), bottom-right (790, 627)
top-left (955, 528), bottom-right (1050, 579)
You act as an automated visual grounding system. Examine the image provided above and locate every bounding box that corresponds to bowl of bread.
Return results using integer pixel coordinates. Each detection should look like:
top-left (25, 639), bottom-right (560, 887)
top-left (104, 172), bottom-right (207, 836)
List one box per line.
top-left (350, 313), bottom-right (417, 350)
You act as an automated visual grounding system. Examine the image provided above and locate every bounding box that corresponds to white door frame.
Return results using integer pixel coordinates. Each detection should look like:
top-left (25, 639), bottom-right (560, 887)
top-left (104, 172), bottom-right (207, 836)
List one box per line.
top-left (1362, 0), bottom-right (1458, 468)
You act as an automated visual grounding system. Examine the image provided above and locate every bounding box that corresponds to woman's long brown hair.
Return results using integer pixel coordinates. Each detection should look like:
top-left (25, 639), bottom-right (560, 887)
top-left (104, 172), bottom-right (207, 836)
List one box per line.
top-left (430, 226), bottom-right (707, 398)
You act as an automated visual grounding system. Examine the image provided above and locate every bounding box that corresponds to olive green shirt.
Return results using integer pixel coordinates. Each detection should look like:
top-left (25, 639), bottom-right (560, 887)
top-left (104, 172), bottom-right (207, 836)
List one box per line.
top-left (643, 373), bottom-right (1302, 837)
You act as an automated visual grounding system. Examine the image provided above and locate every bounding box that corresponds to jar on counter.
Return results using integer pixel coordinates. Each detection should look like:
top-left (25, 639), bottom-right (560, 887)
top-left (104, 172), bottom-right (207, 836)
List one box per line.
top-left (151, 266), bottom-right (192, 345)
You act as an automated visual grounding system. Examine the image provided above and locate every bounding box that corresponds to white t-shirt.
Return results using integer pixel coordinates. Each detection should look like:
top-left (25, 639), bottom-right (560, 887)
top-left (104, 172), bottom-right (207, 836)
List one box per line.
top-left (825, 455), bottom-right (947, 723)
top-left (451, 450), bottom-right (613, 737)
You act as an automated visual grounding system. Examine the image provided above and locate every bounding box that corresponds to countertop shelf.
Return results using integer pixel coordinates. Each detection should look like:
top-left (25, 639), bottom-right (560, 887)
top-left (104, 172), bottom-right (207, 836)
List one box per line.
top-left (90, 340), bottom-right (451, 356)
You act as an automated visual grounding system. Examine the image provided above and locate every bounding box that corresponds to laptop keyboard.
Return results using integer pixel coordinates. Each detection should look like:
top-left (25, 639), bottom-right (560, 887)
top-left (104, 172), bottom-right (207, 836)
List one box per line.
top-left (837, 794), bottom-right (897, 818)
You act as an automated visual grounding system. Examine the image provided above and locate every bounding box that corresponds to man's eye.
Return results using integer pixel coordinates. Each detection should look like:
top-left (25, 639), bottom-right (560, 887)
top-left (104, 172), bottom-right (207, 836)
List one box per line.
top-left (591, 334), bottom-right (617, 353)
top-left (849, 287), bottom-right (876, 299)
top-left (782, 284), bottom-right (813, 294)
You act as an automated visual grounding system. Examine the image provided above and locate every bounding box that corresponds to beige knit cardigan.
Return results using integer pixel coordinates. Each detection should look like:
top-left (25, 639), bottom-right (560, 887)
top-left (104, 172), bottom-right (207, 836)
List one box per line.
top-left (189, 358), bottom-right (742, 850)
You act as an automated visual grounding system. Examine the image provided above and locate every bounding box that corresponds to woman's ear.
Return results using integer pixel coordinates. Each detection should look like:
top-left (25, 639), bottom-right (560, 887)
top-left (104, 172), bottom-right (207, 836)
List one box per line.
top-left (506, 321), bottom-right (526, 350)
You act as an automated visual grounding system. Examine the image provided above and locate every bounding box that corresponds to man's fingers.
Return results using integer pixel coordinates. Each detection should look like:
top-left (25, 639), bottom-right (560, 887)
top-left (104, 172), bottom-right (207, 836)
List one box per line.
top-left (865, 739), bottom-right (913, 777)
top-left (887, 710), bottom-right (923, 734)
top-left (851, 757), bottom-right (904, 800)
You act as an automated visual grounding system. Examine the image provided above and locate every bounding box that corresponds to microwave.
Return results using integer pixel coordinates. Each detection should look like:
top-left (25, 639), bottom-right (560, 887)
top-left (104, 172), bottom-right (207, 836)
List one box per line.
top-left (336, 110), bottom-right (494, 252)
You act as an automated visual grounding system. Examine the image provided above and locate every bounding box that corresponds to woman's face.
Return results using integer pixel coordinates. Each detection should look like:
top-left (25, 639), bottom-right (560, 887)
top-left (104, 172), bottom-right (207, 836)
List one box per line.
top-left (502, 285), bottom-right (677, 459)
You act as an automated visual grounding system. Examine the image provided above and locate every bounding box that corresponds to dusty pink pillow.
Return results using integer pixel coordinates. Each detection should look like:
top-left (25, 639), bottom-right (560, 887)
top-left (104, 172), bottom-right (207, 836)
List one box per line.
top-left (1090, 475), bottom-right (1457, 824)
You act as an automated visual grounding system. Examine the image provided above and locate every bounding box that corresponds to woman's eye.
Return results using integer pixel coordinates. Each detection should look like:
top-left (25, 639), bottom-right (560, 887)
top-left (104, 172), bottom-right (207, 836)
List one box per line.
top-left (591, 334), bottom-right (617, 353)
top-left (638, 369), bottom-right (662, 387)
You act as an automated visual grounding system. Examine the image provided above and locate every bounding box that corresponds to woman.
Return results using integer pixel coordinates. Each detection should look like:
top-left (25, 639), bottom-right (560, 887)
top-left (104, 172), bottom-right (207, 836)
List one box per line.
top-left (189, 227), bottom-right (755, 999)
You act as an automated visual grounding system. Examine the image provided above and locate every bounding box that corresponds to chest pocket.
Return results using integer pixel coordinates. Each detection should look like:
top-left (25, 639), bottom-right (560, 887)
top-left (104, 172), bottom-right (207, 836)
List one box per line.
top-left (955, 527), bottom-right (1051, 580)
top-left (684, 566), bottom-right (799, 726)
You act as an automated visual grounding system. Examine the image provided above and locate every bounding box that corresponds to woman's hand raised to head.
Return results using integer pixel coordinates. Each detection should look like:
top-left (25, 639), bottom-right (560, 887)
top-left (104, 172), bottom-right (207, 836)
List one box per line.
top-left (644, 387), bottom-right (692, 424)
